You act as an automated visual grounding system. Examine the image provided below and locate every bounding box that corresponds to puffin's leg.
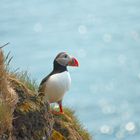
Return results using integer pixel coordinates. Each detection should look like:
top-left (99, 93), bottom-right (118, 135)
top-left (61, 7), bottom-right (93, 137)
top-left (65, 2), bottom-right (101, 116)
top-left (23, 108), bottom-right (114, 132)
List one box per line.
top-left (51, 100), bottom-right (64, 115)
top-left (57, 100), bottom-right (63, 114)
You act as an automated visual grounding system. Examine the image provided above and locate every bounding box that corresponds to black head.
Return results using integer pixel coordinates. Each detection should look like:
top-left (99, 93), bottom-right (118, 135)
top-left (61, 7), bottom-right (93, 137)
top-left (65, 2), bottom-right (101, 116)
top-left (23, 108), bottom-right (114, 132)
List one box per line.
top-left (53, 52), bottom-right (79, 71)
top-left (54, 52), bottom-right (79, 66)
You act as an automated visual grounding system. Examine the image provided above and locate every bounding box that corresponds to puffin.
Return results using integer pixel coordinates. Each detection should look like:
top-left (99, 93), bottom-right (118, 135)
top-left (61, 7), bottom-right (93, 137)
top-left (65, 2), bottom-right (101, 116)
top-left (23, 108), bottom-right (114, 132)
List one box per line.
top-left (38, 52), bottom-right (79, 114)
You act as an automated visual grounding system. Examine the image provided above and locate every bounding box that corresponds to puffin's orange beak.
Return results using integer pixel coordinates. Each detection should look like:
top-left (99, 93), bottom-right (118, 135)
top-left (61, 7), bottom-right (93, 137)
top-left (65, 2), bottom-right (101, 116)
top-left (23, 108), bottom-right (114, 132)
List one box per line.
top-left (68, 57), bottom-right (79, 67)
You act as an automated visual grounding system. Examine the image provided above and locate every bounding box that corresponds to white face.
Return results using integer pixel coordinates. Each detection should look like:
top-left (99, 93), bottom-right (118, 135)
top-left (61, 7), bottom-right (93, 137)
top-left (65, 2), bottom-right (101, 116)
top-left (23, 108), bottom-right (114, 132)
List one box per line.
top-left (55, 52), bottom-right (71, 66)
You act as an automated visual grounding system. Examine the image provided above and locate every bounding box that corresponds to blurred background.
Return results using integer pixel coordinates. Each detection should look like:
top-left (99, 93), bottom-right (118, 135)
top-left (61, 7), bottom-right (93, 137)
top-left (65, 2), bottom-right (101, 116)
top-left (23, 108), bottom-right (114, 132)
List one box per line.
top-left (0, 0), bottom-right (140, 139)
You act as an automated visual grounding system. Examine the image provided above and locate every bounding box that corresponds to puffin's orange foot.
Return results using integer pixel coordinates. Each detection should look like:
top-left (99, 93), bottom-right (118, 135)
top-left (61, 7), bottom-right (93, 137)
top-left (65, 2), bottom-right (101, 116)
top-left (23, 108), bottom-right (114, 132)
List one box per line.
top-left (51, 110), bottom-right (64, 115)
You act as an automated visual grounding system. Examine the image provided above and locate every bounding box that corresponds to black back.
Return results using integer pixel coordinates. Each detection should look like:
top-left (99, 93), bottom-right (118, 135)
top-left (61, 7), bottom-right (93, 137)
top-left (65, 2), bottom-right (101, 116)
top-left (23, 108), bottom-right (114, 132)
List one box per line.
top-left (39, 60), bottom-right (67, 87)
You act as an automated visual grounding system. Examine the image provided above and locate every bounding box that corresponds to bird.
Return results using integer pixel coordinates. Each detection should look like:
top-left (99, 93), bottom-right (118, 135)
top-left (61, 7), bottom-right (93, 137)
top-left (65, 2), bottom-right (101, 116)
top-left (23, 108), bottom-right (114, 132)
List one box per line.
top-left (38, 52), bottom-right (79, 114)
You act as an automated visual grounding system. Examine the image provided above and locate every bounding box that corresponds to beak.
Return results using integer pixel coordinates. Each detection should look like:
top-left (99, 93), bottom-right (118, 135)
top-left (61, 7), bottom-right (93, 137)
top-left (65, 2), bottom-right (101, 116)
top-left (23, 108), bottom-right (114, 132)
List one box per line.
top-left (68, 57), bottom-right (79, 67)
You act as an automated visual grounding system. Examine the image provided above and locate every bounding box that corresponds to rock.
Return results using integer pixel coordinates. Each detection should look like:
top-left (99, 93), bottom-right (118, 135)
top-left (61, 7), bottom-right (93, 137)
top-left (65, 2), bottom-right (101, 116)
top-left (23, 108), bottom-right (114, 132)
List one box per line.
top-left (9, 75), bottom-right (54, 140)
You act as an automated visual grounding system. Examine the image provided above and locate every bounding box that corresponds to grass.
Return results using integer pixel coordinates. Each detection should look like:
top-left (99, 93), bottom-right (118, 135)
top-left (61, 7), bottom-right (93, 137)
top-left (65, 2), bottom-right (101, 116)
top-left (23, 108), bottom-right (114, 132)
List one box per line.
top-left (10, 71), bottom-right (38, 92)
top-left (64, 108), bottom-right (91, 140)
top-left (0, 49), bottom-right (14, 136)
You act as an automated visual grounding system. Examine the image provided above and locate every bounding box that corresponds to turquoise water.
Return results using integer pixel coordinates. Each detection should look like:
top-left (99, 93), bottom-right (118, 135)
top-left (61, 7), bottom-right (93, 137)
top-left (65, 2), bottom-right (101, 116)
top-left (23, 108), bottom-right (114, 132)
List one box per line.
top-left (0, 0), bottom-right (140, 139)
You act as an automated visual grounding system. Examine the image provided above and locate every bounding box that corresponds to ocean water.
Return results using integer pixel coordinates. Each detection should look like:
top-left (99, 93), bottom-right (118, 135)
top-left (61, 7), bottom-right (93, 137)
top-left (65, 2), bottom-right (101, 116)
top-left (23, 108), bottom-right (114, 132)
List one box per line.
top-left (0, 0), bottom-right (140, 139)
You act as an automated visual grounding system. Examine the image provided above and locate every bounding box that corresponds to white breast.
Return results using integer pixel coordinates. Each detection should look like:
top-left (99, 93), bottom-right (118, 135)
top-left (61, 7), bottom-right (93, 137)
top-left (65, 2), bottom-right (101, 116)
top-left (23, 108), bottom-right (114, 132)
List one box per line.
top-left (45, 71), bottom-right (71, 103)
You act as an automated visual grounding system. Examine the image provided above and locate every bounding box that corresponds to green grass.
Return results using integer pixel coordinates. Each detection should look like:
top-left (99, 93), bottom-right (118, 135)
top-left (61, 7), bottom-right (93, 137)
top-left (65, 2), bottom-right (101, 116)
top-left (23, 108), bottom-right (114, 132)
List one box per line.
top-left (12, 71), bottom-right (38, 92)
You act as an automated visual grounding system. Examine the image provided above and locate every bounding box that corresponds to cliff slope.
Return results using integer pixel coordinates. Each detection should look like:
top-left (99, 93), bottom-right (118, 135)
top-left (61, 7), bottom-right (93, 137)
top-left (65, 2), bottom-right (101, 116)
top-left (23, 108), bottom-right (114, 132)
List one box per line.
top-left (0, 48), bottom-right (91, 140)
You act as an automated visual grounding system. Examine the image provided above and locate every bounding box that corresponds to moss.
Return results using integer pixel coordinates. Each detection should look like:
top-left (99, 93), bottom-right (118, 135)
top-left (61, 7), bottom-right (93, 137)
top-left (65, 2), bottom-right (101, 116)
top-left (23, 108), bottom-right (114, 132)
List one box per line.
top-left (51, 130), bottom-right (66, 140)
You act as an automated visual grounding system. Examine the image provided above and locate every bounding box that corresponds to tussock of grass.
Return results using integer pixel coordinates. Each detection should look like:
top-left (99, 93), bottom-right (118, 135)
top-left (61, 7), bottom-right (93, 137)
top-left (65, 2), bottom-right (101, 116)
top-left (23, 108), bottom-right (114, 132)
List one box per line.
top-left (0, 48), bottom-right (18, 138)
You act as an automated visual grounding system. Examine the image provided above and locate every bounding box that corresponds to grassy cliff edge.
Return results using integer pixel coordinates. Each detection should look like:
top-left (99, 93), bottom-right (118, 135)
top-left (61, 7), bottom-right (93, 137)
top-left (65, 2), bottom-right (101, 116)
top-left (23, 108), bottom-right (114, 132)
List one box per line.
top-left (0, 48), bottom-right (91, 140)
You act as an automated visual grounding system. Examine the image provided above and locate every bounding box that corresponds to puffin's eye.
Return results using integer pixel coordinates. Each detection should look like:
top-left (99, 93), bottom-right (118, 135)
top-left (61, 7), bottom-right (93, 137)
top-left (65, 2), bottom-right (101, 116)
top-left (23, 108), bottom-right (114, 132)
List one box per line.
top-left (64, 55), bottom-right (67, 58)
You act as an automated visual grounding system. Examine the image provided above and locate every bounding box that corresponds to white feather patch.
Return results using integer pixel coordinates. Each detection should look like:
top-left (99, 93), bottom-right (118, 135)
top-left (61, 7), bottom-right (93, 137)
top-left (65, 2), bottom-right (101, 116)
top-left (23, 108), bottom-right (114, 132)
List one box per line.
top-left (44, 71), bottom-right (71, 103)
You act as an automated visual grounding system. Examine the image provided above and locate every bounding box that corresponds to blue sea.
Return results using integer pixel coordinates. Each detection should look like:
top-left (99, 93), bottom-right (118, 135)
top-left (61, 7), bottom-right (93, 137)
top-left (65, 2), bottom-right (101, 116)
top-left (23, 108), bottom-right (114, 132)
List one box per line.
top-left (0, 0), bottom-right (140, 139)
